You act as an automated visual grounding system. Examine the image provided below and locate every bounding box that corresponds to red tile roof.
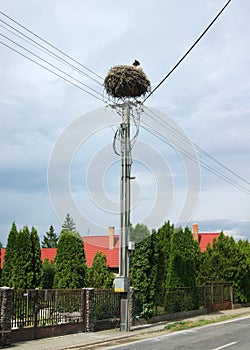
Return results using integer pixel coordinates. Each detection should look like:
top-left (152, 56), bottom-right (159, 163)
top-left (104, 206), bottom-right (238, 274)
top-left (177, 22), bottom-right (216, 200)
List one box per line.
top-left (0, 236), bottom-right (120, 269)
top-left (0, 231), bottom-right (221, 270)
top-left (0, 248), bottom-right (5, 269)
top-left (195, 232), bottom-right (221, 252)
top-left (41, 248), bottom-right (57, 262)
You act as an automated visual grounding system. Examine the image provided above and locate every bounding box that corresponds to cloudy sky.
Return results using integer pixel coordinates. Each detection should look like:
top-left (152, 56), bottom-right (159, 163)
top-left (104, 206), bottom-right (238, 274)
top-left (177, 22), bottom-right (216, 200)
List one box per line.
top-left (0, 0), bottom-right (249, 245)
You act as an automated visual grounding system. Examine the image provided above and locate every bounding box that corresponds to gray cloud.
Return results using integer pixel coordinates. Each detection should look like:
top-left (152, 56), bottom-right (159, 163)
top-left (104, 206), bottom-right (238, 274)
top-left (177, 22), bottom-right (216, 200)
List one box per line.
top-left (0, 0), bottom-right (249, 245)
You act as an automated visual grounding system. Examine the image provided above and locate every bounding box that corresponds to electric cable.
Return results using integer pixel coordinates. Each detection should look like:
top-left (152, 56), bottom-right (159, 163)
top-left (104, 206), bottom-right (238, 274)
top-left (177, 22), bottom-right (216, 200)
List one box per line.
top-left (0, 40), bottom-right (104, 102)
top-left (144, 106), bottom-right (250, 186)
top-left (0, 10), bottom-right (103, 81)
top-left (0, 18), bottom-right (103, 86)
top-left (143, 0), bottom-right (232, 102)
top-left (0, 33), bottom-right (104, 100)
top-left (140, 118), bottom-right (249, 194)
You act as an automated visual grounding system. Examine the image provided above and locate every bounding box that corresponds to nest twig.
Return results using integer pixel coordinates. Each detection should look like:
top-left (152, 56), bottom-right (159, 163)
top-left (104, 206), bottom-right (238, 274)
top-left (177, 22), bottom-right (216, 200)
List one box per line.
top-left (104, 65), bottom-right (151, 99)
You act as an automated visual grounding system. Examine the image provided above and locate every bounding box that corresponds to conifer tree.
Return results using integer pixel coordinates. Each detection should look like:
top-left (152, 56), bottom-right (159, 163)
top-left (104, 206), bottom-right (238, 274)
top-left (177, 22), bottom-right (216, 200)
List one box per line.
top-left (166, 226), bottom-right (197, 289)
top-left (42, 225), bottom-right (58, 248)
top-left (196, 233), bottom-right (250, 303)
top-left (30, 226), bottom-right (42, 287)
top-left (154, 221), bottom-right (174, 307)
top-left (87, 252), bottom-right (114, 288)
top-left (54, 230), bottom-right (87, 288)
top-left (130, 233), bottom-right (159, 318)
top-left (165, 226), bottom-right (198, 312)
top-left (62, 213), bottom-right (76, 233)
top-left (2, 222), bottom-right (18, 287)
top-left (12, 226), bottom-right (33, 289)
top-left (41, 259), bottom-right (55, 289)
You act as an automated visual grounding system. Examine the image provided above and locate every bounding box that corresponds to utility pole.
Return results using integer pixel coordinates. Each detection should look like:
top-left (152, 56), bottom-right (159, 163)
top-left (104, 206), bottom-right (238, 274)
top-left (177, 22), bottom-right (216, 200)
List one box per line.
top-left (105, 63), bottom-right (150, 332)
top-left (114, 102), bottom-right (131, 332)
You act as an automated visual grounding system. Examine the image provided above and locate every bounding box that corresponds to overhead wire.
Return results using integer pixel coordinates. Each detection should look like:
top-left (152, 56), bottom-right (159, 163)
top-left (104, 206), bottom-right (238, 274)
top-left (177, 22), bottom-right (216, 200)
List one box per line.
top-left (141, 108), bottom-right (249, 194)
top-left (0, 10), bottom-right (103, 81)
top-left (0, 20), bottom-right (103, 87)
top-left (143, 0), bottom-right (232, 102)
top-left (140, 123), bottom-right (249, 194)
top-left (0, 32), bottom-right (104, 100)
top-left (144, 106), bottom-right (250, 186)
top-left (0, 40), bottom-right (104, 102)
top-left (1, 6), bottom-right (246, 194)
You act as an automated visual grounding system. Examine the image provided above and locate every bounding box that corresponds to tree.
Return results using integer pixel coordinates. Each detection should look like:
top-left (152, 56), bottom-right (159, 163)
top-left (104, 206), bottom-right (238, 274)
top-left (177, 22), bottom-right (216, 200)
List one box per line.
top-left (87, 252), bottom-right (114, 288)
top-left (130, 232), bottom-right (159, 318)
top-left (130, 223), bottom-right (150, 243)
top-left (196, 233), bottom-right (250, 303)
top-left (42, 225), bottom-right (58, 248)
top-left (30, 226), bottom-right (42, 287)
top-left (154, 221), bottom-right (174, 307)
top-left (62, 213), bottom-right (76, 233)
top-left (41, 259), bottom-right (55, 289)
top-left (12, 226), bottom-right (33, 289)
top-left (54, 230), bottom-right (87, 288)
top-left (1, 222), bottom-right (18, 287)
top-left (166, 227), bottom-right (197, 289)
top-left (165, 226), bottom-right (198, 312)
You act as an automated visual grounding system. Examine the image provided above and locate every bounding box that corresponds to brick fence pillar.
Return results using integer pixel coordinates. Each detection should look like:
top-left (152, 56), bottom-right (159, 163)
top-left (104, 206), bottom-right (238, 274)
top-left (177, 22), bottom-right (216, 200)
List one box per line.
top-left (0, 287), bottom-right (13, 347)
top-left (84, 288), bottom-right (94, 332)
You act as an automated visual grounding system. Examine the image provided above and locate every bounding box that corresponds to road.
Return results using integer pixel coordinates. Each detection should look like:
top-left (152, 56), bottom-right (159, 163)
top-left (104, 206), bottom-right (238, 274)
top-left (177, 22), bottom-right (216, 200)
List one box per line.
top-left (104, 316), bottom-right (250, 350)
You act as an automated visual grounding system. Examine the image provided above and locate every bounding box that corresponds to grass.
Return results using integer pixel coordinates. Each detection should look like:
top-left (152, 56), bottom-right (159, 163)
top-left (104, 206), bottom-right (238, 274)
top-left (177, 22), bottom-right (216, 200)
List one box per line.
top-left (164, 313), bottom-right (248, 332)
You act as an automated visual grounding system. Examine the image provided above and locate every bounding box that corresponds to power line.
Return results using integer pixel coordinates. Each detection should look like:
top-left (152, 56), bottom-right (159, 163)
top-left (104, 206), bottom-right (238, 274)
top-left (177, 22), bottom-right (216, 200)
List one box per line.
top-left (143, 0), bottom-right (232, 102)
top-left (0, 18), bottom-right (103, 86)
top-left (140, 121), bottom-right (249, 194)
top-left (144, 106), bottom-right (250, 186)
top-left (0, 40), bottom-right (104, 102)
top-left (0, 10), bottom-right (103, 81)
top-left (0, 33), bottom-right (104, 99)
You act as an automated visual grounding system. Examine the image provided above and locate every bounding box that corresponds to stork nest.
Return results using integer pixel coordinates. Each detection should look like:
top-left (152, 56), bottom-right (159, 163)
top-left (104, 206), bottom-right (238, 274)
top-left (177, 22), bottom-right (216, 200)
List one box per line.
top-left (104, 65), bottom-right (151, 99)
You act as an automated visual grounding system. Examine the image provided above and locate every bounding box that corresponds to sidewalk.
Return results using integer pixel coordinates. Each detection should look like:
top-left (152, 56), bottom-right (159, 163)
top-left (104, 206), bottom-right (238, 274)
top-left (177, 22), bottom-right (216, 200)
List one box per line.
top-left (12, 307), bottom-right (250, 350)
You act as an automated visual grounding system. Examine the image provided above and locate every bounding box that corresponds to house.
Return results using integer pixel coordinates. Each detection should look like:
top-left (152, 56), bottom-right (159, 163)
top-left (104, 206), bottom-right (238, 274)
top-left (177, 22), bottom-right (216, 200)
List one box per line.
top-left (0, 227), bottom-right (119, 273)
top-left (192, 223), bottom-right (221, 252)
top-left (0, 225), bottom-right (222, 271)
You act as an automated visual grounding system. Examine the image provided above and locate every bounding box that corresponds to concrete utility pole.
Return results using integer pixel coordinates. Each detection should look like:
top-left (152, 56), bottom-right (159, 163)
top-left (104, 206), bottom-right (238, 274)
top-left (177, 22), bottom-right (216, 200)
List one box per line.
top-left (105, 63), bottom-right (150, 333)
top-left (119, 102), bottom-right (131, 332)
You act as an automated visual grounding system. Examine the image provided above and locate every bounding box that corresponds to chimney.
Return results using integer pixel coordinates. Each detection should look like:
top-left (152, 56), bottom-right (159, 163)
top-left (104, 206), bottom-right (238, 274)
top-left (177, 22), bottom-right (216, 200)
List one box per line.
top-left (109, 226), bottom-right (115, 250)
top-left (192, 223), bottom-right (199, 241)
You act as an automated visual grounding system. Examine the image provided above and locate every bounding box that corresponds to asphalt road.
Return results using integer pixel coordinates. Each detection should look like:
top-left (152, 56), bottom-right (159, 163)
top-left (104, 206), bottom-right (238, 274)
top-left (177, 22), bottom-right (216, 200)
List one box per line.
top-left (104, 316), bottom-right (250, 350)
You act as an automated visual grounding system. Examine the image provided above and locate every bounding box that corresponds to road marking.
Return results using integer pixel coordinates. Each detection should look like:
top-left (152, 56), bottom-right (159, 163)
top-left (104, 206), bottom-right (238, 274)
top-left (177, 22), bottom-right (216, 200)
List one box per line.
top-left (211, 341), bottom-right (239, 350)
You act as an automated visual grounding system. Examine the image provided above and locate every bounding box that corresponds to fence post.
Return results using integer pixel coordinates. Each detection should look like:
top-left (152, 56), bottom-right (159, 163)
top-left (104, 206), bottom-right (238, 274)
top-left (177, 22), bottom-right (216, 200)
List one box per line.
top-left (33, 289), bottom-right (39, 340)
top-left (0, 287), bottom-right (13, 347)
top-left (230, 284), bottom-right (234, 309)
top-left (84, 288), bottom-right (94, 332)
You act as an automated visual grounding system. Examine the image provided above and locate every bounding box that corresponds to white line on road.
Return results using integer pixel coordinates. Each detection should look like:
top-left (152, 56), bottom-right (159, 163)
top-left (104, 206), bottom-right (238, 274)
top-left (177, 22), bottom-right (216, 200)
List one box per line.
top-left (211, 341), bottom-right (239, 350)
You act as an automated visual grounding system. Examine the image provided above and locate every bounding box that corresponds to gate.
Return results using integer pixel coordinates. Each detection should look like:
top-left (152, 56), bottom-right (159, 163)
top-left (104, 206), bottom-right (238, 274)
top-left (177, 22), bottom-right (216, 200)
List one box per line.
top-left (11, 289), bottom-right (86, 342)
top-left (205, 282), bottom-right (233, 312)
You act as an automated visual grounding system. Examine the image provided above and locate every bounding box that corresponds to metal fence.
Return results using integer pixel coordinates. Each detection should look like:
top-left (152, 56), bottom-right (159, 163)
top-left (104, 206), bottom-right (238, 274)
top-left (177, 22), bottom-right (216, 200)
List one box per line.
top-left (133, 283), bottom-right (233, 318)
top-left (12, 289), bottom-right (84, 329)
top-left (94, 289), bottom-right (120, 320)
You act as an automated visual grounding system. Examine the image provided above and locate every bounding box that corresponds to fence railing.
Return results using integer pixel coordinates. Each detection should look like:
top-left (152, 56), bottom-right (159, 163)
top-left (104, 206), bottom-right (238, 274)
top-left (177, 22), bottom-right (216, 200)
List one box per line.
top-left (94, 289), bottom-right (120, 320)
top-left (133, 282), bottom-right (233, 318)
top-left (11, 289), bottom-right (84, 329)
